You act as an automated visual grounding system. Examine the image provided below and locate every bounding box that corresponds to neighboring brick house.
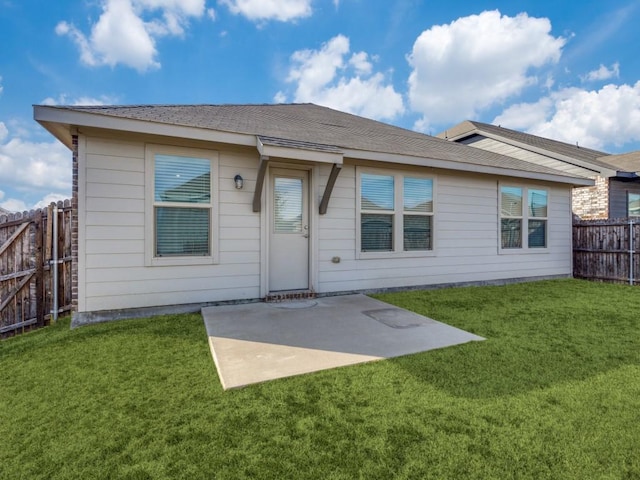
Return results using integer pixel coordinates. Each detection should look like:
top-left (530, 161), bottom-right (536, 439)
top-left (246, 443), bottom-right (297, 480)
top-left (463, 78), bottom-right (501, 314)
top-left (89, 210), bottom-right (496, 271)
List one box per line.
top-left (437, 121), bottom-right (640, 219)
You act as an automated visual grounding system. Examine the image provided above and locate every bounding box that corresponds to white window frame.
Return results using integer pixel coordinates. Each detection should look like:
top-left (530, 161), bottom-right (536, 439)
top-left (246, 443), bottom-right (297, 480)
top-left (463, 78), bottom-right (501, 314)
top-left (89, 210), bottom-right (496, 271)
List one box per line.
top-left (145, 144), bottom-right (219, 266)
top-left (356, 167), bottom-right (436, 259)
top-left (498, 183), bottom-right (549, 254)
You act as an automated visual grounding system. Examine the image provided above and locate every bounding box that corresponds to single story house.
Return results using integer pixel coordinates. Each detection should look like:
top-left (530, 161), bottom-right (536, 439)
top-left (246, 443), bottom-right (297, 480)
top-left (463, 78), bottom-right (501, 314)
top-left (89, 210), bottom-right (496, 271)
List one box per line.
top-left (437, 120), bottom-right (640, 219)
top-left (34, 104), bottom-right (592, 325)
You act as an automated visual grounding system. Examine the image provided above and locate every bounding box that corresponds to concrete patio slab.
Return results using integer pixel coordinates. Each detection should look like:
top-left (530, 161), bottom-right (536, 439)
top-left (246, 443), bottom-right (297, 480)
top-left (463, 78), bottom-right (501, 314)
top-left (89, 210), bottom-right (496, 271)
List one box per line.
top-left (202, 294), bottom-right (484, 389)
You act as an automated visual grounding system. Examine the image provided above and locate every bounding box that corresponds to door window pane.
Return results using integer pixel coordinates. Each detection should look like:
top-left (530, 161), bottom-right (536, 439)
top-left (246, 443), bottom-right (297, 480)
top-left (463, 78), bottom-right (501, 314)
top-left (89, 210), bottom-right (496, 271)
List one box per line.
top-left (361, 214), bottom-right (393, 251)
top-left (274, 177), bottom-right (303, 233)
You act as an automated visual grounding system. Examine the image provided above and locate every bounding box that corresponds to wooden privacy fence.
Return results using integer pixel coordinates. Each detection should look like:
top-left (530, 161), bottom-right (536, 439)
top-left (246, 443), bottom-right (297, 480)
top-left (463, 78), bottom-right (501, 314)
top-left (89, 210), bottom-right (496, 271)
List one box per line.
top-left (0, 201), bottom-right (72, 337)
top-left (573, 219), bottom-right (640, 285)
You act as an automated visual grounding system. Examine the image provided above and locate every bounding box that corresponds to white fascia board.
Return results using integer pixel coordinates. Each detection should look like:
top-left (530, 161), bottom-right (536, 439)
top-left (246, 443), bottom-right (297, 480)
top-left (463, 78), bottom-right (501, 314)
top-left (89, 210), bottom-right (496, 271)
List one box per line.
top-left (343, 149), bottom-right (595, 186)
top-left (34, 106), bottom-right (256, 148)
top-left (256, 137), bottom-right (343, 164)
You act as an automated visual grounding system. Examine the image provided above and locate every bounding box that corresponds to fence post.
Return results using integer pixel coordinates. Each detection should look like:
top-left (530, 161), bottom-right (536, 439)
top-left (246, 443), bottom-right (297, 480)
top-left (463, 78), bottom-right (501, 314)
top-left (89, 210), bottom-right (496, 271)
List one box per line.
top-left (630, 219), bottom-right (635, 286)
top-left (34, 210), bottom-right (45, 326)
top-left (51, 203), bottom-right (59, 322)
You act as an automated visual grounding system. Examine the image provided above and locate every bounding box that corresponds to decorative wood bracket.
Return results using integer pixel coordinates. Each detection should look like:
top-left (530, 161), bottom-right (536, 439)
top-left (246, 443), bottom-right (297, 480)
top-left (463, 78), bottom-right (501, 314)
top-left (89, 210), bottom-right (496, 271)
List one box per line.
top-left (252, 155), bottom-right (269, 213)
top-left (319, 163), bottom-right (342, 215)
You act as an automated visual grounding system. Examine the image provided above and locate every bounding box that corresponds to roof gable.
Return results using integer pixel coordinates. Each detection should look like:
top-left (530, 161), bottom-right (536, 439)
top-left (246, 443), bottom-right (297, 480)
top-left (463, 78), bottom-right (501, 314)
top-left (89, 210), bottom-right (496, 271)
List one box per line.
top-left (599, 151), bottom-right (640, 173)
top-left (436, 120), bottom-right (627, 176)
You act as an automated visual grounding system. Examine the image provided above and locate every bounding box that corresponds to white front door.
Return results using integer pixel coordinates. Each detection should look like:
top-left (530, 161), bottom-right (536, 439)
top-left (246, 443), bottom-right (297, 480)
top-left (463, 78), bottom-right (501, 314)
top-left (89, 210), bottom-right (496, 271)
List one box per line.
top-left (269, 169), bottom-right (310, 292)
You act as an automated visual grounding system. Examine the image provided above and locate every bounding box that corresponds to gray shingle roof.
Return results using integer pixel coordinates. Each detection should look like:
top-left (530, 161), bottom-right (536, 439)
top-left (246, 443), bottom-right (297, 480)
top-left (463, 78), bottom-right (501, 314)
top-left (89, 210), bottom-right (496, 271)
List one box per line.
top-left (40, 103), bottom-right (590, 180)
top-left (598, 151), bottom-right (640, 173)
top-left (437, 120), bottom-right (625, 172)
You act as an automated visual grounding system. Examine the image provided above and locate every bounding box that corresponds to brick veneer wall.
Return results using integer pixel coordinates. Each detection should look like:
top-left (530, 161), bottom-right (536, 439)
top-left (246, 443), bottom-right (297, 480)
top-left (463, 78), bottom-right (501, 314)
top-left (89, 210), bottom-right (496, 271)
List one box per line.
top-left (572, 175), bottom-right (609, 219)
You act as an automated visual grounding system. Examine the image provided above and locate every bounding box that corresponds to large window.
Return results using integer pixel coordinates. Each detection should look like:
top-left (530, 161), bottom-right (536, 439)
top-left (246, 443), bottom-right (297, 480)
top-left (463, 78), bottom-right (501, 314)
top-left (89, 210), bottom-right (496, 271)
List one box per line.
top-left (359, 170), bottom-right (434, 255)
top-left (146, 145), bottom-right (218, 265)
top-left (500, 185), bottom-right (547, 250)
top-left (628, 192), bottom-right (640, 216)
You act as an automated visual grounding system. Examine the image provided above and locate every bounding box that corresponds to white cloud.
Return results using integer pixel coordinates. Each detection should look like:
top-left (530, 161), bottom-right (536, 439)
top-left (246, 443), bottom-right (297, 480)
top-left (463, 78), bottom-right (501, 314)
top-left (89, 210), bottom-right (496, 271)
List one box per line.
top-left (0, 122), bottom-right (7, 142)
top-left (493, 81), bottom-right (640, 151)
top-left (207, 8), bottom-right (216, 20)
top-left (581, 62), bottom-right (620, 82)
top-left (349, 52), bottom-right (372, 75)
top-left (0, 123), bottom-right (71, 205)
top-left (0, 197), bottom-right (29, 213)
top-left (0, 191), bottom-right (69, 213)
top-left (32, 193), bottom-right (71, 210)
top-left (41, 94), bottom-right (118, 106)
top-left (56, 0), bottom-right (206, 72)
top-left (0, 75), bottom-right (3, 96)
top-left (220, 0), bottom-right (312, 22)
top-left (408, 10), bottom-right (565, 131)
top-left (277, 35), bottom-right (404, 121)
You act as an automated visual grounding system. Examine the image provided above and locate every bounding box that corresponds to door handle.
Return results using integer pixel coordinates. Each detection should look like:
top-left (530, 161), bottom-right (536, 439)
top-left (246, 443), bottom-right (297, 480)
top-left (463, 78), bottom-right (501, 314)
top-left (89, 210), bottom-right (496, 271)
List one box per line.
top-left (302, 233), bottom-right (309, 238)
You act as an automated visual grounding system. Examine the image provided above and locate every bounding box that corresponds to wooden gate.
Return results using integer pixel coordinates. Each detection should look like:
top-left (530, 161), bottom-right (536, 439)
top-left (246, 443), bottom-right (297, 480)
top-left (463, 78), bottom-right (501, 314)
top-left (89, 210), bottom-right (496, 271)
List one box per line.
top-left (0, 201), bottom-right (72, 337)
top-left (573, 219), bottom-right (640, 285)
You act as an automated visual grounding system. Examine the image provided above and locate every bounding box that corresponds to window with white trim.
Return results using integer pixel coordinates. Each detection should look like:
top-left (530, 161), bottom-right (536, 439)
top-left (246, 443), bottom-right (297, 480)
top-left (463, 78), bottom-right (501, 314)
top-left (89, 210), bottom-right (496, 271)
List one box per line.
top-left (146, 145), bottom-right (218, 265)
top-left (359, 170), bottom-right (434, 255)
top-left (500, 185), bottom-right (547, 250)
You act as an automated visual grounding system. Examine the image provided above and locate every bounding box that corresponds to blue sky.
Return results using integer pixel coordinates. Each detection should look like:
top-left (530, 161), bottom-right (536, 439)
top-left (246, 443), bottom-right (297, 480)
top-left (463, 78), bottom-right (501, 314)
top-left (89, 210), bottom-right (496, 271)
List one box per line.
top-left (2, 0), bottom-right (640, 211)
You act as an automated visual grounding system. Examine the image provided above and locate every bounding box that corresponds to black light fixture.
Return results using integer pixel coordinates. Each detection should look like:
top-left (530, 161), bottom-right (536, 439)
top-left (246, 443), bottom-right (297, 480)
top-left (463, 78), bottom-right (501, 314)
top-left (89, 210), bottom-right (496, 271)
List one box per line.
top-left (234, 174), bottom-right (244, 189)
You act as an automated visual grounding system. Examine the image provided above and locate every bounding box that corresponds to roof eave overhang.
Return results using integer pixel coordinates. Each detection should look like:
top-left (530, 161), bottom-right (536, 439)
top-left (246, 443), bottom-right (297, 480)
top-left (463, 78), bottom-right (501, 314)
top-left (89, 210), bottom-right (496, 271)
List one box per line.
top-left (33, 106), bottom-right (592, 187)
top-left (34, 105), bottom-right (257, 150)
top-left (453, 128), bottom-right (617, 177)
top-left (256, 136), bottom-right (343, 164)
top-left (343, 149), bottom-right (594, 186)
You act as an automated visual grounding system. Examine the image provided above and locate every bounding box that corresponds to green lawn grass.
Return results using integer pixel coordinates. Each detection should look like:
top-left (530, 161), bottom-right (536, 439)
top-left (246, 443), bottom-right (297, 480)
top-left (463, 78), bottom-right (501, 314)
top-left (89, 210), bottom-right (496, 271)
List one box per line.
top-left (1, 279), bottom-right (639, 479)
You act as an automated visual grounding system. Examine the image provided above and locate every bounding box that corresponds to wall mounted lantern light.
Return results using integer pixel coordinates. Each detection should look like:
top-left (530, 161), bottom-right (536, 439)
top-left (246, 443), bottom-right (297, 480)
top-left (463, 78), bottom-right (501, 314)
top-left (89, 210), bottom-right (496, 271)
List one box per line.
top-left (234, 174), bottom-right (244, 189)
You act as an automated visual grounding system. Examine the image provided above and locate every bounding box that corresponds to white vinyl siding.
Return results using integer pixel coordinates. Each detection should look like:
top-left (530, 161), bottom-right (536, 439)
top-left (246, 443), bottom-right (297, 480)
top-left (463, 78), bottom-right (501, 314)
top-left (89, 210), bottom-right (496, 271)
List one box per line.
top-left (78, 136), bottom-right (260, 313)
top-left (77, 134), bottom-right (573, 317)
top-left (317, 167), bottom-right (570, 294)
